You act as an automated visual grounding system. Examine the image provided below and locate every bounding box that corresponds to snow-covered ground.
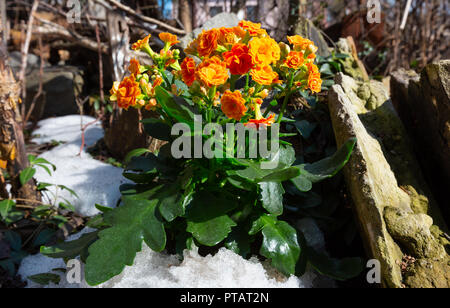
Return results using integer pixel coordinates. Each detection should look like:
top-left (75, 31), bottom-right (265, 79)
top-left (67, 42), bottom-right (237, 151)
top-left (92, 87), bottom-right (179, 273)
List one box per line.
top-left (31, 115), bottom-right (127, 217)
top-left (18, 115), bottom-right (334, 288)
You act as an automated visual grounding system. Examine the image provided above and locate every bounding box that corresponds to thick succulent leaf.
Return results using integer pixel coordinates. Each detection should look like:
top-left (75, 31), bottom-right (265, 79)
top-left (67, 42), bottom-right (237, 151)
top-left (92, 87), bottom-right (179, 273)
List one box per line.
top-left (185, 191), bottom-right (237, 246)
top-left (260, 220), bottom-right (301, 276)
top-left (298, 138), bottom-right (356, 183)
top-left (155, 86), bottom-right (194, 127)
top-left (224, 226), bottom-right (251, 258)
top-left (85, 197), bottom-right (166, 286)
top-left (291, 175), bottom-right (313, 192)
top-left (142, 118), bottom-right (172, 141)
top-left (258, 167), bottom-right (300, 183)
top-left (156, 183), bottom-right (186, 222)
top-left (259, 182), bottom-right (284, 216)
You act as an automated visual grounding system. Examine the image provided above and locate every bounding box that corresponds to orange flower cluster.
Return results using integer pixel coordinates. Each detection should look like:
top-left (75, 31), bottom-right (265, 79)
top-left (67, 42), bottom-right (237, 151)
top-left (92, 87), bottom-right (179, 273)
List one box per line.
top-left (110, 22), bottom-right (322, 126)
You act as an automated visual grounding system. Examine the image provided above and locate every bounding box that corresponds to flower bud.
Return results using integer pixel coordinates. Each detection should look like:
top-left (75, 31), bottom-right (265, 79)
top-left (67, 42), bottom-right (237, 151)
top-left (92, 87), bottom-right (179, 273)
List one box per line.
top-left (258, 89), bottom-right (269, 99)
top-left (279, 42), bottom-right (291, 60)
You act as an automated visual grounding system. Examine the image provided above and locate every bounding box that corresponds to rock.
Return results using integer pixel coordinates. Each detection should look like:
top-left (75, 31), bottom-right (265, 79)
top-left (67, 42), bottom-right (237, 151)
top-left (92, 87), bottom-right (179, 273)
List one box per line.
top-left (384, 207), bottom-right (446, 259)
top-left (9, 51), bottom-right (44, 76)
top-left (390, 61), bottom-right (450, 223)
top-left (293, 18), bottom-right (331, 58)
top-left (179, 13), bottom-right (241, 49)
top-left (24, 66), bottom-right (84, 120)
top-left (404, 259), bottom-right (450, 288)
top-left (328, 73), bottom-right (449, 288)
top-left (336, 38), bottom-right (369, 81)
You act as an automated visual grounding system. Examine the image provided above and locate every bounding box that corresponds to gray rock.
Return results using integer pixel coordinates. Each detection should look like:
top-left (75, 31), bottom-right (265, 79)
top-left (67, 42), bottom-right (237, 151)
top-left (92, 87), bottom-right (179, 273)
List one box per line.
top-left (293, 18), bottom-right (331, 58)
top-left (25, 66), bottom-right (84, 120)
top-left (328, 73), bottom-right (449, 288)
top-left (390, 61), bottom-right (450, 224)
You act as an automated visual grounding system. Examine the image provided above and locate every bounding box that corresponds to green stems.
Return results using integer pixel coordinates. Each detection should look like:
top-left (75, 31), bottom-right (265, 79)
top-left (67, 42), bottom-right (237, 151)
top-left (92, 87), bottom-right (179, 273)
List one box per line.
top-left (276, 72), bottom-right (295, 124)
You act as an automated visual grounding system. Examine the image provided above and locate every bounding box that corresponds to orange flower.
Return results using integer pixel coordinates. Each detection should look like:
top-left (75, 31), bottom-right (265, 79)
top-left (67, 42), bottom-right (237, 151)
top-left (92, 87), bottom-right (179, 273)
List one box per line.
top-left (0, 159), bottom-right (6, 169)
top-left (223, 44), bottom-right (254, 75)
top-left (218, 27), bottom-right (240, 47)
top-left (132, 34), bottom-right (151, 51)
top-left (114, 76), bottom-right (141, 110)
top-left (308, 71), bottom-right (322, 93)
top-left (181, 57), bottom-right (196, 86)
top-left (221, 90), bottom-right (247, 121)
top-left (196, 57), bottom-right (229, 87)
top-left (250, 66), bottom-right (279, 86)
top-left (306, 62), bottom-right (319, 74)
top-left (159, 32), bottom-right (179, 46)
top-left (239, 20), bottom-right (267, 37)
top-left (284, 51), bottom-right (304, 69)
top-left (287, 35), bottom-right (316, 51)
top-left (246, 114), bottom-right (275, 127)
top-left (153, 76), bottom-right (163, 88)
top-left (128, 58), bottom-right (140, 76)
top-left (249, 37), bottom-right (280, 66)
top-left (145, 98), bottom-right (158, 111)
top-left (197, 29), bottom-right (220, 57)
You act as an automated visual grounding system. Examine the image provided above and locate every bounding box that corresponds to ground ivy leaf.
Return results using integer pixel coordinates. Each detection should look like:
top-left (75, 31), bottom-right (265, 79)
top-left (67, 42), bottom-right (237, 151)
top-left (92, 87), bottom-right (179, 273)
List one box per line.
top-left (260, 220), bottom-right (300, 276)
top-left (259, 182), bottom-right (284, 216)
top-left (85, 198), bottom-right (166, 286)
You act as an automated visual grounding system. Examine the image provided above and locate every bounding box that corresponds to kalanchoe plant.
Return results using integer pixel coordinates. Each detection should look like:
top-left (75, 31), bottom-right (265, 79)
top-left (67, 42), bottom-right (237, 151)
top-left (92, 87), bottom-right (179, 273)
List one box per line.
top-left (42, 21), bottom-right (359, 286)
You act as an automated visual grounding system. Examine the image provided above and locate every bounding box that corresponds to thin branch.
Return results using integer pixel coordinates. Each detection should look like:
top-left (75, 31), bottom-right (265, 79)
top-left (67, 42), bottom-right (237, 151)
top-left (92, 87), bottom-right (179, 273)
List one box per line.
top-left (95, 0), bottom-right (186, 35)
top-left (18, 0), bottom-right (39, 98)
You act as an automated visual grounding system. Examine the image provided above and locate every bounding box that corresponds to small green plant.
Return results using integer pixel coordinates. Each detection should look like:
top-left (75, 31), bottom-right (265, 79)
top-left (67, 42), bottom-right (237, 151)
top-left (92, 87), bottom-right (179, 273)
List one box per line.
top-left (0, 156), bottom-right (78, 282)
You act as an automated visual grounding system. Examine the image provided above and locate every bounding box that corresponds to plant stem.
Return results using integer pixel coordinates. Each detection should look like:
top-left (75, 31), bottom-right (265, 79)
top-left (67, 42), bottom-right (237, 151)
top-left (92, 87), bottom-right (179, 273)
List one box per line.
top-left (276, 73), bottom-right (295, 124)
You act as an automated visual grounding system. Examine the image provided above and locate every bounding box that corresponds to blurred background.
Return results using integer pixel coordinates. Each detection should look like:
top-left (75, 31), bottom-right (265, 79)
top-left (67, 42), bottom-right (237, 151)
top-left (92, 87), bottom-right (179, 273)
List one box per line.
top-left (1, 0), bottom-right (449, 160)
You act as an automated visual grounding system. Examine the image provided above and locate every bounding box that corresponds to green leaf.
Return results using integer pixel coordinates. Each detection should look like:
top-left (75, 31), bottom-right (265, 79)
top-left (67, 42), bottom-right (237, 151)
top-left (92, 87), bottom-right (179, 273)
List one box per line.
top-left (142, 118), bottom-right (172, 141)
top-left (186, 191), bottom-right (237, 246)
top-left (294, 120), bottom-right (317, 139)
top-left (58, 185), bottom-right (78, 198)
top-left (307, 247), bottom-right (364, 281)
top-left (41, 231), bottom-right (99, 259)
top-left (260, 220), bottom-right (300, 276)
top-left (298, 138), bottom-right (356, 183)
top-left (20, 167), bottom-right (36, 185)
top-left (28, 273), bottom-right (60, 285)
top-left (155, 183), bottom-right (186, 222)
top-left (125, 155), bottom-right (159, 173)
top-left (259, 182), bottom-right (284, 216)
top-left (291, 175), bottom-right (312, 192)
top-left (258, 167), bottom-right (300, 183)
top-left (85, 197), bottom-right (166, 286)
top-left (124, 148), bottom-right (151, 163)
top-left (37, 182), bottom-right (53, 191)
top-left (0, 199), bottom-right (15, 219)
top-left (155, 86), bottom-right (194, 127)
top-left (225, 227), bottom-right (251, 258)
top-left (32, 229), bottom-right (56, 247)
top-left (4, 230), bottom-right (22, 251)
top-left (95, 204), bottom-right (113, 213)
top-left (278, 146), bottom-right (296, 167)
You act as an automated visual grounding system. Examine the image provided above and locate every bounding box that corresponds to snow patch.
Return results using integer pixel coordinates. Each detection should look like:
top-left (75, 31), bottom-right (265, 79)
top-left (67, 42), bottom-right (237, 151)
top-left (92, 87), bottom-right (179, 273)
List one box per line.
top-left (31, 115), bottom-right (127, 217)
